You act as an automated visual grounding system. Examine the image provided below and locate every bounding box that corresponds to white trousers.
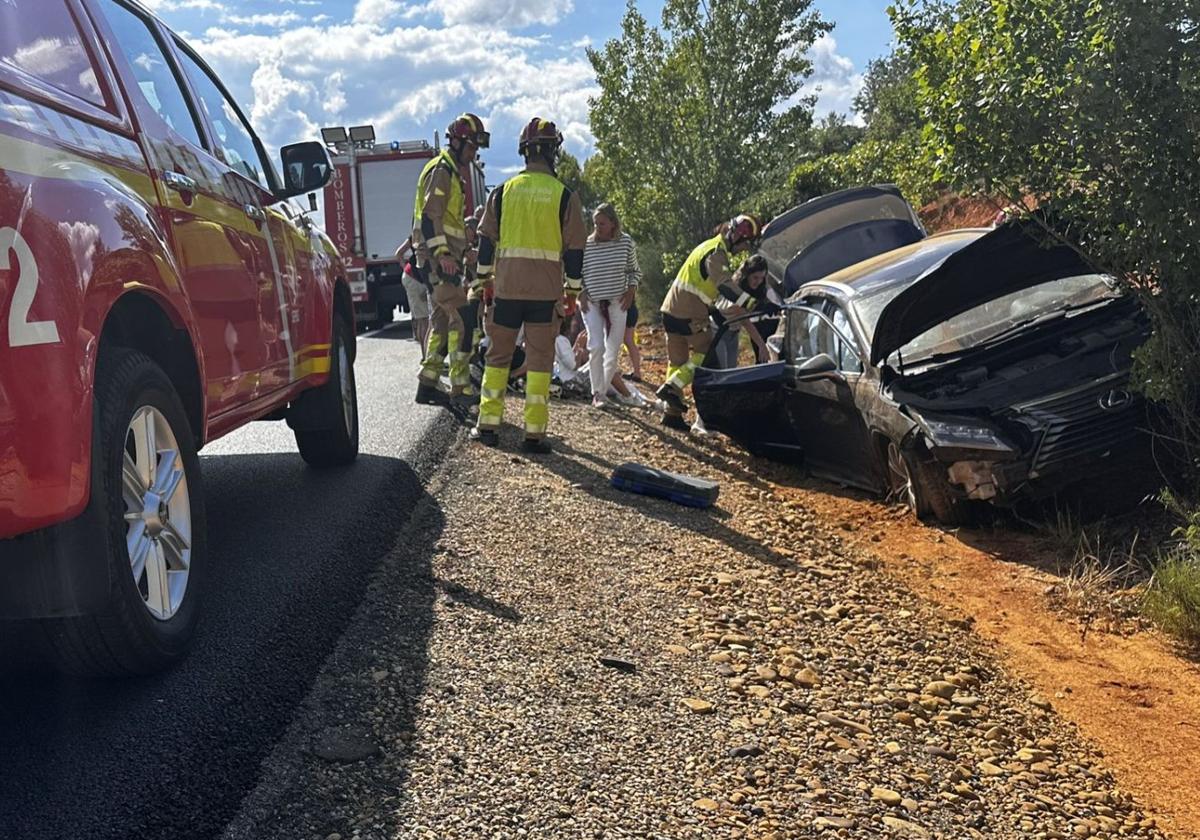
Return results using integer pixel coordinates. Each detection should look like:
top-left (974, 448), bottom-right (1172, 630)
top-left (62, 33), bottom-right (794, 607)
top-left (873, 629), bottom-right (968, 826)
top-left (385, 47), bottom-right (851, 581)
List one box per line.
top-left (582, 299), bottom-right (629, 398)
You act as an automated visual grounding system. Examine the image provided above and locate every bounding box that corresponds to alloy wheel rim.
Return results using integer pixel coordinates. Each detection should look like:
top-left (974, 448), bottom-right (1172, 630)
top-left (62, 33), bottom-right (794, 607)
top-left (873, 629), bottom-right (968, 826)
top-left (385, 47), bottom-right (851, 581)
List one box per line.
top-left (338, 342), bottom-right (355, 436)
top-left (886, 442), bottom-right (918, 512)
top-left (122, 405), bottom-right (192, 621)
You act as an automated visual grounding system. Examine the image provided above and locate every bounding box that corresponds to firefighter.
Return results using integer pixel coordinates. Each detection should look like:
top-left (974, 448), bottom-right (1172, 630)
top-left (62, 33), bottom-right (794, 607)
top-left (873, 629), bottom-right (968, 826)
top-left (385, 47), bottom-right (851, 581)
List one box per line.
top-left (656, 214), bottom-right (763, 430)
top-left (412, 112), bottom-right (490, 405)
top-left (470, 117), bottom-right (586, 453)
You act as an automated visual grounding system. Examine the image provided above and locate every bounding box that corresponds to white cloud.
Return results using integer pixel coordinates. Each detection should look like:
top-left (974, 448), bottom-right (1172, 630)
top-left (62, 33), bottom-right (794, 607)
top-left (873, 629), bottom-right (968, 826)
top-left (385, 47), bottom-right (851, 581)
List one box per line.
top-left (352, 0), bottom-right (403, 25)
top-left (221, 12), bottom-right (303, 28)
top-left (798, 34), bottom-right (865, 122)
top-left (189, 17), bottom-right (599, 170)
top-left (421, 0), bottom-right (573, 28)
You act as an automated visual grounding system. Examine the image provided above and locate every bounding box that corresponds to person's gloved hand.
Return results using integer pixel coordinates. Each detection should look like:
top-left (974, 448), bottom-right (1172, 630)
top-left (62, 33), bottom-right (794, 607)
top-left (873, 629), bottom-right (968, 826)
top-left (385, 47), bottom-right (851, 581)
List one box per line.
top-left (563, 275), bottom-right (583, 298)
top-left (468, 276), bottom-right (491, 302)
top-left (436, 249), bottom-right (458, 278)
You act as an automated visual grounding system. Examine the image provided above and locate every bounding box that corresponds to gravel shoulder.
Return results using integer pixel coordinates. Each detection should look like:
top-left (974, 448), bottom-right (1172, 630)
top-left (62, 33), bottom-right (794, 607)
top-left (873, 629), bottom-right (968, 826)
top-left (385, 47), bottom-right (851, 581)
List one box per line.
top-left (225, 397), bottom-right (1169, 839)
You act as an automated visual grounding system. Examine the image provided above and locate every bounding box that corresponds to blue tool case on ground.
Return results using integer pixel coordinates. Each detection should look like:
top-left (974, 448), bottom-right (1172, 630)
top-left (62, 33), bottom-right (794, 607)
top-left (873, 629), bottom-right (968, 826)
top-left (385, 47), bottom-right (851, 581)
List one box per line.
top-left (611, 462), bottom-right (720, 508)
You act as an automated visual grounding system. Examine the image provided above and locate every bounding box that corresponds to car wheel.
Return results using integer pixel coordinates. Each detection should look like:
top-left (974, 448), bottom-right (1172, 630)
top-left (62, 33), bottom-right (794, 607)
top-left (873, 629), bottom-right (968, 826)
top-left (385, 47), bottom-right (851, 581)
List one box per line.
top-left (44, 348), bottom-right (207, 676)
top-left (293, 318), bottom-right (359, 468)
top-left (886, 440), bottom-right (970, 526)
top-left (376, 302), bottom-right (394, 325)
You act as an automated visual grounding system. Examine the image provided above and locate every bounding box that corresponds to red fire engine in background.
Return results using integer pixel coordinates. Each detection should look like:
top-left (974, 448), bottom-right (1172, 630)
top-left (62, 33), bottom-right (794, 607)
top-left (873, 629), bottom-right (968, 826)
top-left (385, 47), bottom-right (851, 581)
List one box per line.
top-left (319, 125), bottom-right (487, 330)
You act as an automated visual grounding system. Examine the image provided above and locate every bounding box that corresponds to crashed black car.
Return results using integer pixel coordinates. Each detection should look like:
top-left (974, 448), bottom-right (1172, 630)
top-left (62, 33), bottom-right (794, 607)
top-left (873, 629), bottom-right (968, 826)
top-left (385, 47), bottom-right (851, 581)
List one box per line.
top-left (694, 189), bottom-right (1154, 523)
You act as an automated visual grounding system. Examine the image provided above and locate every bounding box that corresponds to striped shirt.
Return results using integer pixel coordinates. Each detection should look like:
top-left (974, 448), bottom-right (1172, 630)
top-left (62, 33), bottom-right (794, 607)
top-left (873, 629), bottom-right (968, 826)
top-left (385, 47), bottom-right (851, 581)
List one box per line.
top-left (583, 232), bottom-right (641, 301)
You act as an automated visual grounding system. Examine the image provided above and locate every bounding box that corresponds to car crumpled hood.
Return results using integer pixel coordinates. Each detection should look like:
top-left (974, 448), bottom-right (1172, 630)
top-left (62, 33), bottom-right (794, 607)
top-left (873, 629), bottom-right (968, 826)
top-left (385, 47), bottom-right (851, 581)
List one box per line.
top-left (760, 185), bottom-right (926, 297)
top-left (869, 220), bottom-right (1097, 366)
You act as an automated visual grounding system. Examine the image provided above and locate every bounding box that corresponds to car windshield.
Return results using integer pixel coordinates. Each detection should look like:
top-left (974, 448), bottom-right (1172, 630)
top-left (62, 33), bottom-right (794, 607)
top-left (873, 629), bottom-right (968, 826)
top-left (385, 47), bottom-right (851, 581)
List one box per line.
top-left (856, 273), bottom-right (1121, 366)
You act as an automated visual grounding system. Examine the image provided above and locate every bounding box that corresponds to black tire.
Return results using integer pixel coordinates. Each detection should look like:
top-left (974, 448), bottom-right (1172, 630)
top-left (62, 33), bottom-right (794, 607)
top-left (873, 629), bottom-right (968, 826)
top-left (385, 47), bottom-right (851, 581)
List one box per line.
top-left (376, 302), bottom-right (394, 325)
top-left (43, 348), bottom-right (207, 676)
top-left (885, 439), bottom-right (971, 526)
top-left (293, 318), bottom-right (359, 468)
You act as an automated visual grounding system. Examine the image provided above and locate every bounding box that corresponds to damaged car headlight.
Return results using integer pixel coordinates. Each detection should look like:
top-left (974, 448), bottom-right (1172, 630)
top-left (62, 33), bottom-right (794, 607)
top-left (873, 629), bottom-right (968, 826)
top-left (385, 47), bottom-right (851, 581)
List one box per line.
top-left (908, 408), bottom-right (1017, 454)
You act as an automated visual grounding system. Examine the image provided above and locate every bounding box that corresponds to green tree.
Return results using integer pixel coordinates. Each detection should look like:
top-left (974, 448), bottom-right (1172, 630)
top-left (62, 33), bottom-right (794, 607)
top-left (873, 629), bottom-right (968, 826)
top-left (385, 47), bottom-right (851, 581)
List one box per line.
top-left (894, 0), bottom-right (1200, 482)
top-left (556, 149), bottom-right (602, 212)
top-left (587, 0), bottom-right (832, 307)
top-left (784, 39), bottom-right (940, 207)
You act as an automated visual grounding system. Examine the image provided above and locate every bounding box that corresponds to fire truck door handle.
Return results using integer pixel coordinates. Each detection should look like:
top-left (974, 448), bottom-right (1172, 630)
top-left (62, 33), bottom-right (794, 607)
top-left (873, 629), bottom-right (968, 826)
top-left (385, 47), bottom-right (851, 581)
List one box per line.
top-left (244, 204), bottom-right (266, 225)
top-left (162, 170), bottom-right (197, 194)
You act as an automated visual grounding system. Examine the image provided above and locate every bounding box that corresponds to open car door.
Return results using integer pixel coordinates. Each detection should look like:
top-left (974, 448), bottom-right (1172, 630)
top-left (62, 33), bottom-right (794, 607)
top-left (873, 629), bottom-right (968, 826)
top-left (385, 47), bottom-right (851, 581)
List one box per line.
top-left (761, 185), bottom-right (925, 297)
top-left (693, 320), bottom-right (802, 461)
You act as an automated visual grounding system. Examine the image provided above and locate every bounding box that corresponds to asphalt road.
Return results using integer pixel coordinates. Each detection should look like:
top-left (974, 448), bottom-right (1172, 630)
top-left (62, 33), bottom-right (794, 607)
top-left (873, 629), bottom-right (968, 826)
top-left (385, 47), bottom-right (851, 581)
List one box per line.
top-left (0, 321), bottom-right (455, 840)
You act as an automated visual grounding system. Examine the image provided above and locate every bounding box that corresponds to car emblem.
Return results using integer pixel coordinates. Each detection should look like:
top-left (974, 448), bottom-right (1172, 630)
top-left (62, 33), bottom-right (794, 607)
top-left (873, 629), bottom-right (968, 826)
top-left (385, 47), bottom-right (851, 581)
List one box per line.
top-left (1098, 390), bottom-right (1133, 411)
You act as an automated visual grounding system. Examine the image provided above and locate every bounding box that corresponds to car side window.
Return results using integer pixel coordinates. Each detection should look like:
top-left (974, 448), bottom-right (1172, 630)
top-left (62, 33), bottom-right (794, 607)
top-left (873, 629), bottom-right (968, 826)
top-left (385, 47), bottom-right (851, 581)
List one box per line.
top-left (173, 45), bottom-right (271, 191)
top-left (0, 0), bottom-right (107, 107)
top-left (787, 307), bottom-right (832, 364)
top-left (98, 0), bottom-right (202, 147)
top-left (830, 306), bottom-right (863, 373)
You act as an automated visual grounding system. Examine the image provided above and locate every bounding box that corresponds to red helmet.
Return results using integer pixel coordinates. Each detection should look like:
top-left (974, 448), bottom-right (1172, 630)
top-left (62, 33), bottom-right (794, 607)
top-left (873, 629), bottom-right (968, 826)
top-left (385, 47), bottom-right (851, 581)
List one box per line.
top-left (446, 113), bottom-right (489, 149)
top-left (727, 213), bottom-right (763, 247)
top-left (518, 117), bottom-right (563, 155)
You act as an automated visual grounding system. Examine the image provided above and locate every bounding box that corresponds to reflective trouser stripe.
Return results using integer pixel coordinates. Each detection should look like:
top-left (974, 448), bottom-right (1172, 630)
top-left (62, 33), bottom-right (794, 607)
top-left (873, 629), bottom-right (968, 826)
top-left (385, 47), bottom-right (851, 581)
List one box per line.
top-left (420, 333), bottom-right (447, 383)
top-left (447, 328), bottom-right (470, 386)
top-left (665, 351), bottom-right (706, 391)
top-left (471, 328), bottom-right (483, 354)
top-left (449, 352), bottom-right (471, 387)
top-left (477, 366), bottom-right (509, 429)
top-left (524, 371), bottom-right (551, 437)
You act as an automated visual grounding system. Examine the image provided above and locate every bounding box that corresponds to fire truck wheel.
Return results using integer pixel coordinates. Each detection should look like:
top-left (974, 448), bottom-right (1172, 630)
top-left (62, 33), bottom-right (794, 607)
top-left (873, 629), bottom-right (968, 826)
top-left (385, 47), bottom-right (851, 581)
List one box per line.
top-left (294, 317), bottom-right (359, 468)
top-left (44, 347), bottom-right (207, 676)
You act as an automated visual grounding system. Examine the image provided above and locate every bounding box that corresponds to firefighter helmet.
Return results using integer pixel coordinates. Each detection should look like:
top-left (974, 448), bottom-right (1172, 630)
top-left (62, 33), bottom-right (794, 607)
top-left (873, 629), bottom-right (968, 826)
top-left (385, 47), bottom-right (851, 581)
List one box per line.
top-left (447, 113), bottom-right (489, 149)
top-left (727, 213), bottom-right (763, 247)
top-left (518, 117), bottom-right (563, 155)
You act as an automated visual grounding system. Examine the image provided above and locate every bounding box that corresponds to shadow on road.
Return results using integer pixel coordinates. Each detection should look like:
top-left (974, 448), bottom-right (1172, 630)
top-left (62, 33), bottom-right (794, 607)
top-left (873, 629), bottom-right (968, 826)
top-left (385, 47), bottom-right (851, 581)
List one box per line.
top-left (361, 321), bottom-right (415, 341)
top-left (536, 434), bottom-right (797, 569)
top-left (0, 451), bottom-right (444, 840)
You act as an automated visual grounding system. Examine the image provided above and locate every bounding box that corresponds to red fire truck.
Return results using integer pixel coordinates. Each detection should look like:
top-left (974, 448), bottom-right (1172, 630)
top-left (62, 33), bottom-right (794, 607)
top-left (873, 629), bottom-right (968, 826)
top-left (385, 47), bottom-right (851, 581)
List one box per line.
top-left (321, 126), bottom-right (487, 330)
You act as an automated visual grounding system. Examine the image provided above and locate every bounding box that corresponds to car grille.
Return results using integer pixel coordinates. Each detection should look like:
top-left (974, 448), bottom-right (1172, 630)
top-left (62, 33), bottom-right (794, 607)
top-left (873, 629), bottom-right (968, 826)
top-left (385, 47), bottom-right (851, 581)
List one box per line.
top-left (1010, 375), bottom-right (1144, 478)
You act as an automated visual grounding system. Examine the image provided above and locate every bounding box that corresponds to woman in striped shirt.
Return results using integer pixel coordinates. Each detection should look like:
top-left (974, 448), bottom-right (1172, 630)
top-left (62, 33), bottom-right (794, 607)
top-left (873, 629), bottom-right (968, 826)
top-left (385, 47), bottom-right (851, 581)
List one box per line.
top-left (581, 203), bottom-right (641, 408)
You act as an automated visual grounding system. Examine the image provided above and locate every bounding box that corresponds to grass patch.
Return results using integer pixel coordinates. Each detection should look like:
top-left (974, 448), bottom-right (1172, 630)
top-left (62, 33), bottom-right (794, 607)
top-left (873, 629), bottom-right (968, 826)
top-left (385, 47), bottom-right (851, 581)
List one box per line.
top-left (1143, 550), bottom-right (1200, 645)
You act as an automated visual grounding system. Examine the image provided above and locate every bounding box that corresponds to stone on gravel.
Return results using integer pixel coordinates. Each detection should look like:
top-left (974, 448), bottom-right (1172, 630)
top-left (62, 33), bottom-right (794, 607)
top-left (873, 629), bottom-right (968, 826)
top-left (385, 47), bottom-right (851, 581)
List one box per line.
top-left (310, 727), bottom-right (381, 763)
top-left (872, 787), bottom-right (903, 806)
top-left (693, 798), bottom-right (720, 811)
top-left (883, 815), bottom-right (931, 838)
top-left (597, 656), bottom-right (637, 673)
top-left (923, 680), bottom-right (958, 699)
top-left (682, 698), bottom-right (715, 714)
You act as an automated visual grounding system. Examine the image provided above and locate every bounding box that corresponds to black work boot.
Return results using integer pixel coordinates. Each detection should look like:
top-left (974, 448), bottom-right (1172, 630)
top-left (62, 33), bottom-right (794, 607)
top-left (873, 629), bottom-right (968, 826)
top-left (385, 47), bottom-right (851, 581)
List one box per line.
top-left (661, 412), bottom-right (689, 432)
top-left (521, 437), bottom-right (553, 455)
top-left (470, 427), bottom-right (499, 447)
top-left (415, 381), bottom-right (446, 405)
top-left (452, 387), bottom-right (480, 408)
top-left (656, 383), bottom-right (688, 414)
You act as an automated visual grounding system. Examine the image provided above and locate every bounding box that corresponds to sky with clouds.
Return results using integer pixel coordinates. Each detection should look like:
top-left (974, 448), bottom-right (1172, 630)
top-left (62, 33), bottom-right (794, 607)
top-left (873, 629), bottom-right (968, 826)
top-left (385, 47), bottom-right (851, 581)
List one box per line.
top-left (138, 0), bottom-right (894, 178)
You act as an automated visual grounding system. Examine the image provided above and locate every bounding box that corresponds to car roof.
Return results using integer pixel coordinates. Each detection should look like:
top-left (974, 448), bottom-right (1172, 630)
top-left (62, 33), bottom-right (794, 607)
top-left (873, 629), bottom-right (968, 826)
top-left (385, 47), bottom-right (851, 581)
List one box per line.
top-left (795, 228), bottom-right (988, 302)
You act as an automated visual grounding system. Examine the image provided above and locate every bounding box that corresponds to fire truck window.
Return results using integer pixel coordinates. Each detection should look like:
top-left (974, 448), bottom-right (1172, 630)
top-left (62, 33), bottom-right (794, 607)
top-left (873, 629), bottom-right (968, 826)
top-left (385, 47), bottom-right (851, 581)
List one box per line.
top-left (0, 0), bottom-right (107, 107)
top-left (98, 0), bottom-right (202, 147)
top-left (173, 45), bottom-right (271, 191)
